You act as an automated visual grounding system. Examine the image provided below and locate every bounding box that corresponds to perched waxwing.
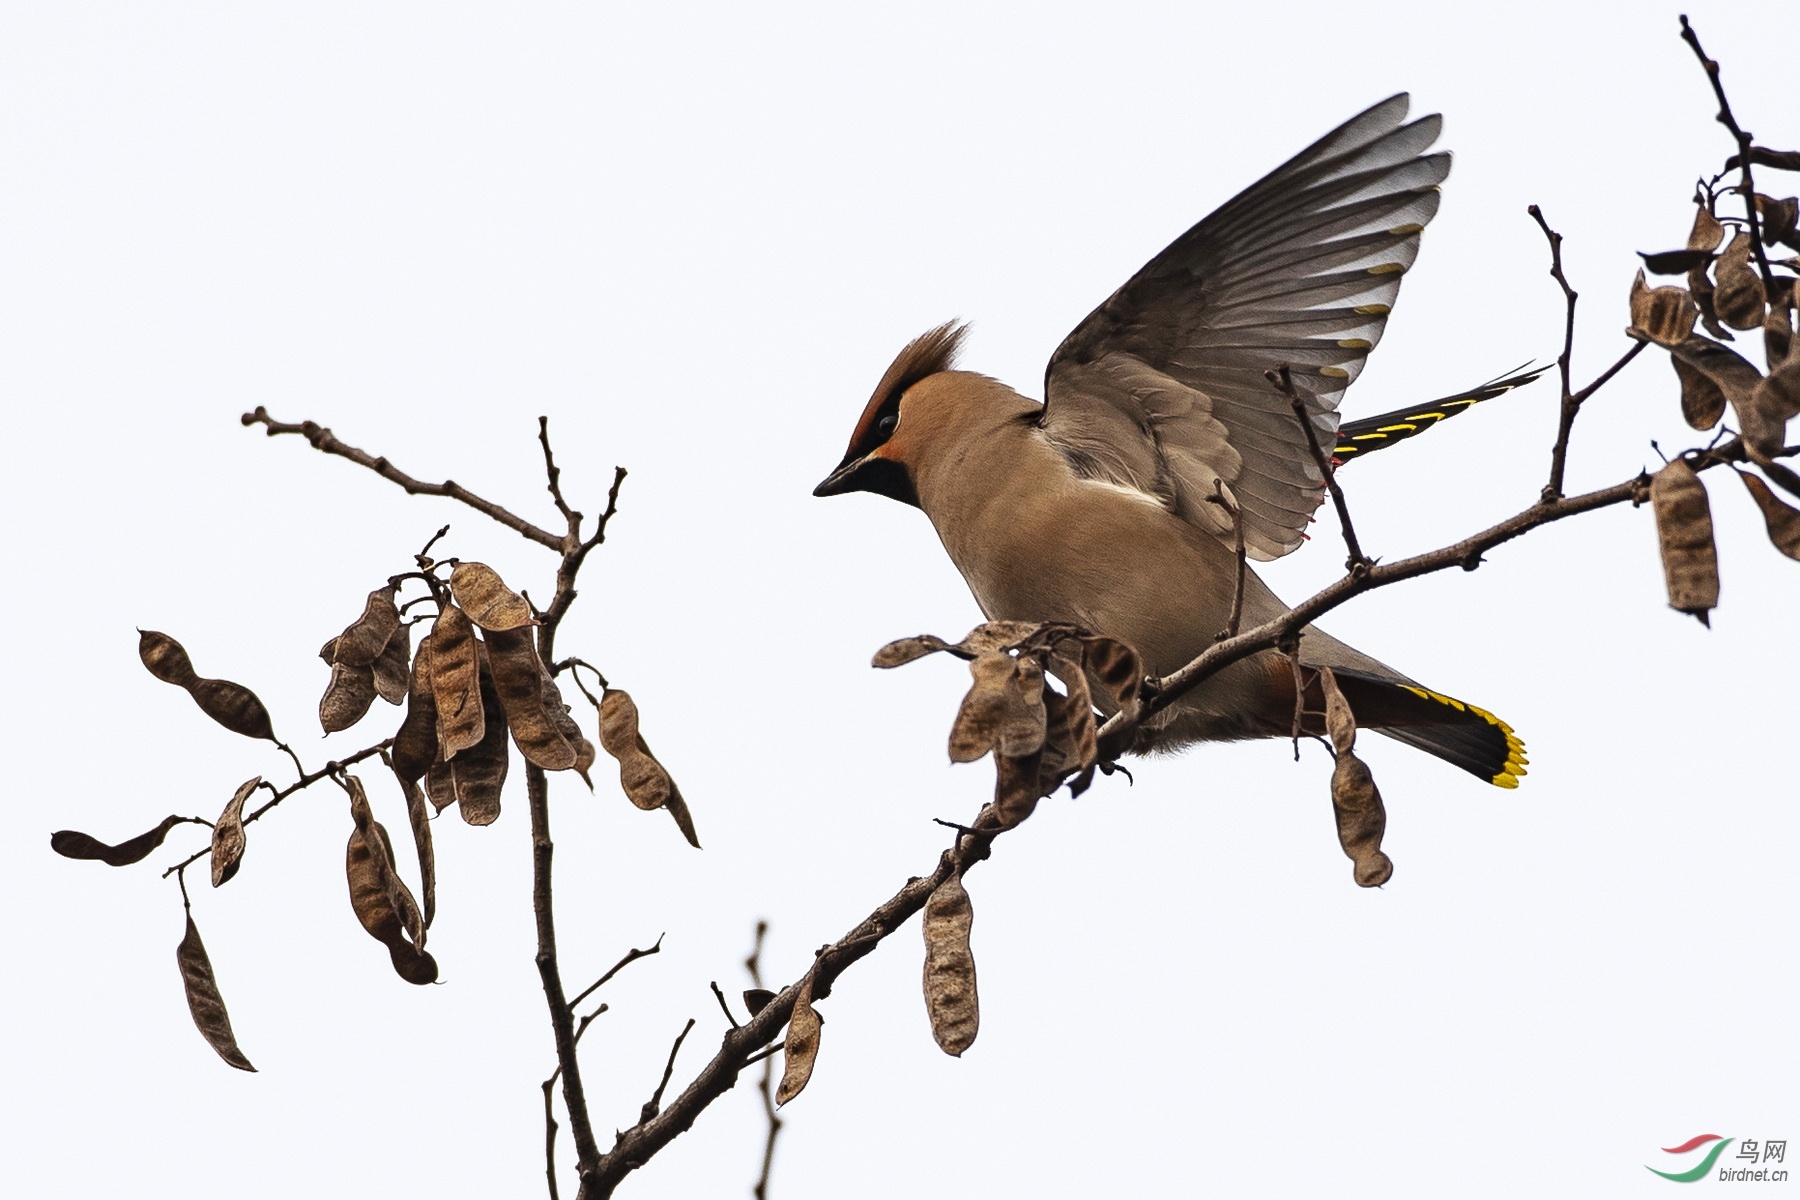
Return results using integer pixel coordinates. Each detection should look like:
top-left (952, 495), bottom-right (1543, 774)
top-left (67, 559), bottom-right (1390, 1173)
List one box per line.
top-left (816, 94), bottom-right (1532, 787)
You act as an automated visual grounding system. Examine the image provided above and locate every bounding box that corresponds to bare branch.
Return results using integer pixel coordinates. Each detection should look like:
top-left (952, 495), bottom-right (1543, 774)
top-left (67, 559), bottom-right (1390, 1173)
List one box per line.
top-left (745, 921), bottom-right (782, 1200)
top-left (637, 1018), bottom-right (697, 1124)
top-left (568, 937), bottom-right (665, 1012)
top-left (159, 739), bottom-right (392, 878)
top-left (1267, 365), bottom-right (1369, 570)
top-left (709, 981), bottom-right (741, 1029)
top-left (1529, 204), bottom-right (1582, 502)
top-left (1680, 15), bottom-right (1777, 291)
top-left (241, 407), bottom-right (565, 551)
top-left (1205, 479), bottom-right (1248, 641)
top-left (539, 417), bottom-right (581, 544)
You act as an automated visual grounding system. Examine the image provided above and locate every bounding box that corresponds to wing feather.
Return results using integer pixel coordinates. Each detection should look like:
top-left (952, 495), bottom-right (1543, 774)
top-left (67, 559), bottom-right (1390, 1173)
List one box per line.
top-left (1041, 95), bottom-right (1447, 559)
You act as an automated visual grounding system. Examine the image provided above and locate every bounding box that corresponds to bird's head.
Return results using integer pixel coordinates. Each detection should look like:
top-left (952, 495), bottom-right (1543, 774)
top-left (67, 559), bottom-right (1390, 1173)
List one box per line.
top-left (813, 321), bottom-right (968, 507)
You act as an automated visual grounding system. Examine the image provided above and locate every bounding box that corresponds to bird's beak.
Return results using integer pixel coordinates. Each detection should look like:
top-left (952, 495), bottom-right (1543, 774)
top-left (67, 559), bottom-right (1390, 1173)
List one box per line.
top-left (813, 456), bottom-right (871, 497)
top-left (812, 451), bottom-right (919, 507)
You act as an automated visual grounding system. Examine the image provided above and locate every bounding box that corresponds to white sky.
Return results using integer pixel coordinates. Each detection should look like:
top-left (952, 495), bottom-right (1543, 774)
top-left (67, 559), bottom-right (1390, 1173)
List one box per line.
top-left (4, 2), bottom-right (1796, 1197)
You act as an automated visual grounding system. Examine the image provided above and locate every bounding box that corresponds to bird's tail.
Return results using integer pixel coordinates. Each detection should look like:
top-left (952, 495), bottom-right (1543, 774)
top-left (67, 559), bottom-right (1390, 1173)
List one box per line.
top-left (1326, 667), bottom-right (1527, 788)
top-left (1330, 365), bottom-right (1547, 467)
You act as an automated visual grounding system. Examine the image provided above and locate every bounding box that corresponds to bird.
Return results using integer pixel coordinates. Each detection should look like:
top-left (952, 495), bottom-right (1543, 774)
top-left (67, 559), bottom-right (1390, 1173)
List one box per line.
top-left (814, 94), bottom-right (1530, 787)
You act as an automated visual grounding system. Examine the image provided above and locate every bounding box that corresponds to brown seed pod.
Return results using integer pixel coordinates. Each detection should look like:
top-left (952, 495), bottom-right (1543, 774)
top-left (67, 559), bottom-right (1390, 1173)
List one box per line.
top-left (346, 815), bottom-right (437, 985)
top-left (345, 774), bottom-right (425, 950)
top-left (922, 872), bottom-right (979, 1056)
top-left (1320, 669), bottom-right (1393, 888)
top-left (1627, 270), bottom-right (1698, 347)
top-left (1734, 469), bottom-right (1800, 560)
top-left (542, 672), bottom-right (593, 788)
top-left (448, 562), bottom-right (536, 632)
top-left (1047, 647), bottom-right (1098, 772)
top-left (425, 606), bottom-right (485, 761)
top-left (389, 757), bottom-right (437, 929)
top-left (954, 621), bottom-right (1046, 656)
top-left (1650, 458), bottom-right (1720, 625)
top-left (1713, 232), bottom-right (1767, 330)
top-left (1687, 203), bottom-right (1726, 254)
top-left (390, 636), bottom-right (439, 786)
top-left (483, 627), bottom-right (576, 771)
top-left (1077, 634), bottom-right (1144, 720)
top-left (1669, 335), bottom-right (1766, 445)
top-left (209, 776), bottom-right (261, 888)
top-left (331, 586), bottom-right (401, 667)
top-left (371, 621), bottom-right (411, 706)
top-left (871, 634), bottom-right (954, 668)
top-left (948, 653), bottom-right (1017, 763)
top-left (998, 655), bottom-right (1047, 758)
top-left (51, 815), bottom-right (191, 866)
top-left (743, 988), bottom-right (776, 1016)
top-left (1756, 194), bottom-right (1800, 248)
top-left (596, 688), bottom-right (699, 846)
top-left (1688, 263), bottom-right (1731, 341)
top-left (1637, 249), bottom-right (1714, 276)
top-left (776, 976), bottom-right (822, 1106)
top-left (137, 631), bottom-right (278, 742)
top-left (176, 910), bottom-right (256, 1071)
top-left (990, 749), bottom-right (1045, 831)
top-left (319, 660), bottom-right (379, 733)
top-left (1671, 355), bottom-right (1727, 430)
top-left (1751, 318), bottom-right (1800, 446)
top-left (427, 656), bottom-right (509, 825)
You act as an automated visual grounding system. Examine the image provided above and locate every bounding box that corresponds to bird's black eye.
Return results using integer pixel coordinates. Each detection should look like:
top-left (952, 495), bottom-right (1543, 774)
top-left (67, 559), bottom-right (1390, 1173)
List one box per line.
top-left (876, 413), bottom-right (898, 437)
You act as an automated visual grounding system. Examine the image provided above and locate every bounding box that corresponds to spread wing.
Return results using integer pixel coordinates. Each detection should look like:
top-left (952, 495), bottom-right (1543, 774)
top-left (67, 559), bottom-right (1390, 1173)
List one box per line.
top-left (1040, 94), bottom-right (1449, 560)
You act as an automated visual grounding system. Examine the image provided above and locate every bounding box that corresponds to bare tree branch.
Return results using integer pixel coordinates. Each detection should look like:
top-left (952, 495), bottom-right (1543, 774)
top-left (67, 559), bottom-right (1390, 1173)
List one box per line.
top-left (241, 406), bottom-right (566, 551)
top-left (1267, 365), bottom-right (1369, 571)
top-left (568, 937), bottom-right (665, 1011)
top-left (1680, 15), bottom-right (1778, 291)
top-left (637, 1018), bottom-right (697, 1124)
top-left (745, 921), bottom-right (782, 1200)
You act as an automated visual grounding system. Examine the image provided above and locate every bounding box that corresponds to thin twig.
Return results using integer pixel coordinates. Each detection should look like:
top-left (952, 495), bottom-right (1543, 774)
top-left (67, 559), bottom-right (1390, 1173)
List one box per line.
top-left (241, 407), bottom-right (565, 551)
top-left (1679, 16), bottom-right (1777, 291)
top-left (709, 982), bottom-right (741, 1029)
top-left (1205, 480), bottom-right (1247, 641)
top-left (637, 1019), bottom-right (698, 1124)
top-left (542, 1077), bottom-right (562, 1200)
top-left (1529, 204), bottom-right (1582, 502)
top-left (1267, 365), bottom-right (1368, 570)
top-left (539, 417), bottom-right (581, 542)
top-left (568, 937), bottom-right (665, 1011)
top-left (745, 921), bottom-right (782, 1200)
top-left (160, 739), bottom-right (392, 877)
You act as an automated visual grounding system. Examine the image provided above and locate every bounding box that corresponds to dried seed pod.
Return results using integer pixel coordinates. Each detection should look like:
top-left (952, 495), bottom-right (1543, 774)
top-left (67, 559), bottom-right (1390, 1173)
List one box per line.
top-left (427, 656), bottom-right (509, 824)
top-left (871, 634), bottom-right (953, 668)
top-left (1672, 355), bottom-right (1727, 430)
top-left (948, 653), bottom-right (1018, 763)
top-left (51, 815), bottom-right (190, 866)
top-left (1320, 669), bottom-right (1392, 888)
top-left (1047, 647), bottom-right (1098, 771)
top-left (998, 655), bottom-right (1046, 757)
top-left (1670, 335), bottom-right (1766, 446)
top-left (209, 776), bottom-right (260, 888)
top-left (541, 672), bottom-right (592, 788)
top-left (596, 688), bottom-right (699, 847)
top-left (922, 872), bottom-right (979, 1056)
top-left (319, 660), bottom-right (379, 733)
top-left (345, 774), bottom-right (425, 949)
top-left (1638, 249), bottom-right (1714, 276)
top-left (346, 814), bottom-right (437, 985)
top-left (1734, 469), bottom-right (1800, 560)
top-left (1650, 458), bottom-right (1720, 625)
top-left (425, 606), bottom-right (485, 761)
top-left (954, 621), bottom-right (1046, 656)
top-left (1751, 320), bottom-right (1800, 446)
top-left (390, 637), bottom-right (439, 786)
top-left (991, 749), bottom-right (1045, 831)
top-left (1756, 194), bottom-right (1799, 248)
top-left (331, 586), bottom-right (401, 667)
top-left (137, 631), bottom-right (278, 742)
top-left (390, 758), bottom-right (437, 929)
top-left (1688, 263), bottom-right (1731, 341)
top-left (448, 562), bottom-right (536, 632)
top-left (1077, 634), bottom-right (1144, 719)
top-left (483, 627), bottom-right (576, 771)
top-left (1687, 204), bottom-right (1726, 254)
top-left (1627, 270), bottom-right (1697, 346)
top-left (1713, 232), bottom-right (1767, 330)
top-left (743, 988), bottom-right (776, 1016)
top-left (371, 622), bottom-right (410, 706)
top-left (176, 910), bottom-right (256, 1071)
top-left (1767, 302), bottom-right (1794, 370)
top-left (776, 976), bottom-right (822, 1106)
